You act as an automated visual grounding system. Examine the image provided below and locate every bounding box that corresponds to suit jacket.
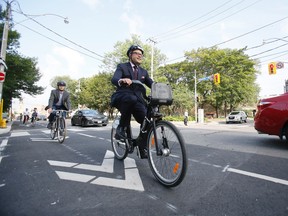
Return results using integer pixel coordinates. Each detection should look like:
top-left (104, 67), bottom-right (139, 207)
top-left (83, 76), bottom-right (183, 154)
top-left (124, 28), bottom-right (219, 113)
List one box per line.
top-left (48, 89), bottom-right (71, 110)
top-left (111, 62), bottom-right (153, 89)
top-left (110, 62), bottom-right (153, 107)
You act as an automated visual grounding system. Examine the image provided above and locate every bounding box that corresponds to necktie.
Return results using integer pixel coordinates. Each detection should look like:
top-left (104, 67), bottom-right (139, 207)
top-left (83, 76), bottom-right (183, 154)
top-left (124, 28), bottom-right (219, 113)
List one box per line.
top-left (133, 65), bottom-right (138, 80)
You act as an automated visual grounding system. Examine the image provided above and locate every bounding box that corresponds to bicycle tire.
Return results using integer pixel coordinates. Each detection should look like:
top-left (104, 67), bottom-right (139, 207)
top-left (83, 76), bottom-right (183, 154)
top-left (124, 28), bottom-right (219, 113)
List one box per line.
top-left (147, 120), bottom-right (187, 187)
top-left (111, 127), bottom-right (128, 160)
top-left (50, 121), bottom-right (57, 140)
top-left (57, 118), bottom-right (66, 143)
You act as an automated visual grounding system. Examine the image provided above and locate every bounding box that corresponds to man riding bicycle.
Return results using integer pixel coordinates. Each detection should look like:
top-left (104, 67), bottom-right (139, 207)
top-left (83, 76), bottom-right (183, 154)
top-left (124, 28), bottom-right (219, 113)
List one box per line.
top-left (47, 81), bottom-right (71, 129)
top-left (31, 108), bottom-right (38, 123)
top-left (111, 45), bottom-right (153, 158)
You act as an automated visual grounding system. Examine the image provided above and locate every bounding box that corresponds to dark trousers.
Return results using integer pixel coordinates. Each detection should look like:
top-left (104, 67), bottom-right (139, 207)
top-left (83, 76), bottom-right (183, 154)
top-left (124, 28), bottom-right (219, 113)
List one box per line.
top-left (118, 97), bottom-right (146, 128)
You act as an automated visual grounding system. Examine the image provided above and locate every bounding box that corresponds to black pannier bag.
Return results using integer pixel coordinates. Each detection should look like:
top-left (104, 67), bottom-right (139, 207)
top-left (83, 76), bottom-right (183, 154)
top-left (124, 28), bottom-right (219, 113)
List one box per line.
top-left (150, 82), bottom-right (173, 105)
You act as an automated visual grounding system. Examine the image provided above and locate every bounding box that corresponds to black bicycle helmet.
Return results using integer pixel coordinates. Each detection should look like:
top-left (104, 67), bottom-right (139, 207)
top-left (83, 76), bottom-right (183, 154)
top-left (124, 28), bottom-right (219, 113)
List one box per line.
top-left (57, 81), bottom-right (66, 86)
top-left (126, 45), bottom-right (144, 57)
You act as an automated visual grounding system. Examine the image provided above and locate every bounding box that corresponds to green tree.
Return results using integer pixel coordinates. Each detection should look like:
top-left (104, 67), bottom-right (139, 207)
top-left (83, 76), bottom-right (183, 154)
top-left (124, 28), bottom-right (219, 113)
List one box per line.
top-left (0, 5), bottom-right (44, 111)
top-left (158, 47), bottom-right (259, 117)
top-left (102, 34), bottom-right (167, 75)
top-left (77, 73), bottom-right (114, 113)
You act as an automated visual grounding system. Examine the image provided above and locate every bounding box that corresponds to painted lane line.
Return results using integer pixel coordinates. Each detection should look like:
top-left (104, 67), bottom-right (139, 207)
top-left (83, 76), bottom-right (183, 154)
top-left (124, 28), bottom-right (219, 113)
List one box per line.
top-left (48, 160), bottom-right (78, 167)
top-left (0, 139), bottom-right (9, 164)
top-left (10, 132), bottom-right (30, 137)
top-left (55, 171), bottom-right (95, 183)
top-left (78, 133), bottom-right (96, 138)
top-left (227, 168), bottom-right (288, 186)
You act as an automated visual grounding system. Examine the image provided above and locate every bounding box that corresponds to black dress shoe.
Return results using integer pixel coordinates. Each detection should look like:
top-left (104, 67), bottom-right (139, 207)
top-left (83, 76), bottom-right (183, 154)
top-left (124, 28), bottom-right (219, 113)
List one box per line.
top-left (115, 126), bottom-right (126, 140)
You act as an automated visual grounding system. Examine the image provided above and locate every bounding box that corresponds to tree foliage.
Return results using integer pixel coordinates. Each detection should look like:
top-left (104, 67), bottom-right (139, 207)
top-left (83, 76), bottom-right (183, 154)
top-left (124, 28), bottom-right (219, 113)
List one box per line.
top-left (0, 4), bottom-right (44, 111)
top-left (157, 47), bottom-right (260, 117)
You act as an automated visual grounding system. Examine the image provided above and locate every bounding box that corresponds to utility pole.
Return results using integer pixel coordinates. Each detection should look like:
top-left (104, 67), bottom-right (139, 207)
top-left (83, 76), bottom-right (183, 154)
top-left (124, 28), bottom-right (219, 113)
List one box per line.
top-left (0, 1), bottom-right (11, 101)
top-left (147, 38), bottom-right (157, 80)
top-left (194, 69), bottom-right (197, 123)
top-left (0, 1), bottom-right (11, 127)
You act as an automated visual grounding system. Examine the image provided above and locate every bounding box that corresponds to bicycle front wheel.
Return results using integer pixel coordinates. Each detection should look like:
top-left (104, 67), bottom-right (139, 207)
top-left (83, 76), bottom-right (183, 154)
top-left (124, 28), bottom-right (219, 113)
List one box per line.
top-left (111, 127), bottom-right (128, 160)
top-left (57, 118), bottom-right (66, 143)
top-left (50, 121), bottom-right (57, 140)
top-left (147, 120), bottom-right (187, 187)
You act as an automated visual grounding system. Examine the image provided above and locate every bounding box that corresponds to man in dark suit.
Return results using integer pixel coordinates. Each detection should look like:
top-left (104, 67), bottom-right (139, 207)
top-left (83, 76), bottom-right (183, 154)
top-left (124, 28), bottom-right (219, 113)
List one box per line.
top-left (111, 45), bottom-right (153, 158)
top-left (47, 81), bottom-right (71, 129)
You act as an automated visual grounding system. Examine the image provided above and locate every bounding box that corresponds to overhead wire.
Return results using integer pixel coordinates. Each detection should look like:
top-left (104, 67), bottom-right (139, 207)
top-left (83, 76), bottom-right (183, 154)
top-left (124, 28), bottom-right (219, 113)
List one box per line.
top-left (151, 0), bottom-right (234, 40)
top-left (12, 6), bottom-right (105, 60)
top-left (157, 0), bottom-right (252, 42)
top-left (17, 23), bottom-right (104, 62)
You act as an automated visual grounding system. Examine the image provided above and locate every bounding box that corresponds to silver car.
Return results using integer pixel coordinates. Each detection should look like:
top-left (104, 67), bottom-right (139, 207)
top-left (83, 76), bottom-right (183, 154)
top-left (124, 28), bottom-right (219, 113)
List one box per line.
top-left (226, 111), bottom-right (247, 124)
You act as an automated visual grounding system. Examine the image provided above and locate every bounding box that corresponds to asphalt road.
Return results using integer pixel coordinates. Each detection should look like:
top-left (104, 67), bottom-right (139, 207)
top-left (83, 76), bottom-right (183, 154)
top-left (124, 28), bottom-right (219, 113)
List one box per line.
top-left (0, 119), bottom-right (287, 216)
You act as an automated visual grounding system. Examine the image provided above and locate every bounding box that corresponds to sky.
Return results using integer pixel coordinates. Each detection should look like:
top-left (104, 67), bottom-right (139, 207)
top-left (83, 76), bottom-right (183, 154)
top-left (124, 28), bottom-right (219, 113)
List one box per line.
top-left (4, 0), bottom-right (288, 112)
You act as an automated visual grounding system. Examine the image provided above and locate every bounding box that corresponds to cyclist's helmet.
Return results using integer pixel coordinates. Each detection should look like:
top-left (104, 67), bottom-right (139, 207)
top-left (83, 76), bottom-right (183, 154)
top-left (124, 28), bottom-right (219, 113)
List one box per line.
top-left (127, 45), bottom-right (144, 57)
top-left (57, 81), bottom-right (66, 87)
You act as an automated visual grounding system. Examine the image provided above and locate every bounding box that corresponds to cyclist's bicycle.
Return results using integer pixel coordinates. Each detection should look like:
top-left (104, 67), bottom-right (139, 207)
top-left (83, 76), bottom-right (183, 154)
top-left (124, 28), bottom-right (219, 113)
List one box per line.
top-left (111, 81), bottom-right (187, 187)
top-left (50, 110), bottom-right (67, 143)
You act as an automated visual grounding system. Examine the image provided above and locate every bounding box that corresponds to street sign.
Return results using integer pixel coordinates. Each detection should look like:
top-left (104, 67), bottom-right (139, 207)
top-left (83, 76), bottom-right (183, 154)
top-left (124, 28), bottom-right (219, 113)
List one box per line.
top-left (0, 72), bottom-right (5, 82)
top-left (276, 61), bottom-right (284, 69)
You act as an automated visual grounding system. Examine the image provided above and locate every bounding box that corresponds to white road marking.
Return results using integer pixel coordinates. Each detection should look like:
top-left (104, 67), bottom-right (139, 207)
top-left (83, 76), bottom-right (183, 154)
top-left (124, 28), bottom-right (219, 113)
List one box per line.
top-left (74, 150), bottom-right (114, 173)
top-left (10, 132), bottom-right (30, 137)
top-left (55, 171), bottom-right (95, 183)
top-left (91, 157), bottom-right (144, 191)
top-left (48, 150), bottom-right (144, 191)
top-left (48, 160), bottom-right (78, 167)
top-left (78, 133), bottom-right (96, 138)
top-left (227, 167), bottom-right (288, 186)
top-left (0, 139), bottom-right (9, 164)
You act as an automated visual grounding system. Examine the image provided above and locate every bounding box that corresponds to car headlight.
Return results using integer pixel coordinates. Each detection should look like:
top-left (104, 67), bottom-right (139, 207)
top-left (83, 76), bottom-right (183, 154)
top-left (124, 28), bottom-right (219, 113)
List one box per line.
top-left (86, 117), bottom-right (93, 120)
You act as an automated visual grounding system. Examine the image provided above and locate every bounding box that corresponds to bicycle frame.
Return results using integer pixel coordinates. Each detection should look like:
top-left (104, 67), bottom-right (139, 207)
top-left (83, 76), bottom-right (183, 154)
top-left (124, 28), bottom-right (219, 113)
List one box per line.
top-left (50, 110), bottom-right (67, 143)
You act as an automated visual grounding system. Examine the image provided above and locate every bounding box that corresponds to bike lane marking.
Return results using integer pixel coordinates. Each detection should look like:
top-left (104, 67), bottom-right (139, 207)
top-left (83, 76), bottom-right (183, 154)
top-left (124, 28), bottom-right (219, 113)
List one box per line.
top-left (48, 150), bottom-right (144, 191)
top-left (0, 138), bottom-right (9, 164)
top-left (225, 166), bottom-right (288, 186)
top-left (189, 158), bottom-right (288, 186)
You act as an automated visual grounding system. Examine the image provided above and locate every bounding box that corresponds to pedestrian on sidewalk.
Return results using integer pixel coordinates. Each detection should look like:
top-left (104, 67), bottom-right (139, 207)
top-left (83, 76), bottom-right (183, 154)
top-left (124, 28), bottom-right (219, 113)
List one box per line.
top-left (184, 110), bottom-right (188, 126)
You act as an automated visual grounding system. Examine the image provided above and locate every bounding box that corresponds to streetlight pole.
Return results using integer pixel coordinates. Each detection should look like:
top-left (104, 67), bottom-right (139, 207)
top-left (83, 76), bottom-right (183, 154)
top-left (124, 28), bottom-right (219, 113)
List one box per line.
top-left (147, 38), bottom-right (157, 80)
top-left (194, 69), bottom-right (197, 123)
top-left (0, 1), bottom-right (11, 101)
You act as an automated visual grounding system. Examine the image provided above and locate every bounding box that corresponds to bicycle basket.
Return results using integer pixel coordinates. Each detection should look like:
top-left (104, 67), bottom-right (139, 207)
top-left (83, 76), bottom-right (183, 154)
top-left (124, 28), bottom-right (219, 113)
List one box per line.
top-left (150, 82), bottom-right (173, 105)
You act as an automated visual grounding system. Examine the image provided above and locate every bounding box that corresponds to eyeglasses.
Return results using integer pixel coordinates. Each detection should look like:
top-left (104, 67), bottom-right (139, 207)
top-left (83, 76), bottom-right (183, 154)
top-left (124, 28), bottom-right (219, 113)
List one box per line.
top-left (132, 52), bottom-right (143, 56)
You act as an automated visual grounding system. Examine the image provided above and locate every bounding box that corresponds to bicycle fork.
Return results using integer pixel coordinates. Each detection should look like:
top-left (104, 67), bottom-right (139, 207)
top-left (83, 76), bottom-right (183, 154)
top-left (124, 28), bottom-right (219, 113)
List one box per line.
top-left (152, 121), bottom-right (170, 157)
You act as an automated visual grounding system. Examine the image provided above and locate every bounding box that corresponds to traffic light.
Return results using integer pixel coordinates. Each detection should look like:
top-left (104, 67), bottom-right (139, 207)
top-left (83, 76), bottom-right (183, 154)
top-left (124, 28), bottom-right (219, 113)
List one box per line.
top-left (213, 73), bottom-right (220, 85)
top-left (268, 62), bottom-right (277, 75)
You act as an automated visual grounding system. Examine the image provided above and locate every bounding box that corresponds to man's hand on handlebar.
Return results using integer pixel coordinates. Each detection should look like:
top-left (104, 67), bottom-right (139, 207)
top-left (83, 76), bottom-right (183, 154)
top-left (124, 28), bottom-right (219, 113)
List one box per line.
top-left (119, 78), bottom-right (132, 86)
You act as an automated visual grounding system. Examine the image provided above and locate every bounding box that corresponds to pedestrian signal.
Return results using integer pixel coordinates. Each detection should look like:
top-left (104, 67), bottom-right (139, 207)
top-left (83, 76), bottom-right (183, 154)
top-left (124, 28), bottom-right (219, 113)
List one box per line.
top-left (268, 62), bottom-right (277, 75)
top-left (213, 73), bottom-right (220, 85)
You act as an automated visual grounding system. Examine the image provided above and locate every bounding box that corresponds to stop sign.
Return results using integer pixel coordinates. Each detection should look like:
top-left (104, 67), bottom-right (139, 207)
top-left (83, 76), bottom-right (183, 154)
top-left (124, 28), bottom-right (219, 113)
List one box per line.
top-left (0, 72), bottom-right (5, 82)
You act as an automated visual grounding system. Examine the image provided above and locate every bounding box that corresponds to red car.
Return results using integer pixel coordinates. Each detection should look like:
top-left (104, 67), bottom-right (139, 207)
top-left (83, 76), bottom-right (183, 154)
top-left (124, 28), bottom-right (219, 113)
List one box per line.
top-left (254, 93), bottom-right (288, 141)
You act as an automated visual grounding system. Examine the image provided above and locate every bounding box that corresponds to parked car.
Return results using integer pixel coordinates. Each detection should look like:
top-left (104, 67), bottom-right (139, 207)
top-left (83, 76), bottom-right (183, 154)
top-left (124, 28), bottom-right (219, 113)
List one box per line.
top-left (226, 111), bottom-right (247, 124)
top-left (254, 93), bottom-right (288, 141)
top-left (71, 109), bottom-right (108, 127)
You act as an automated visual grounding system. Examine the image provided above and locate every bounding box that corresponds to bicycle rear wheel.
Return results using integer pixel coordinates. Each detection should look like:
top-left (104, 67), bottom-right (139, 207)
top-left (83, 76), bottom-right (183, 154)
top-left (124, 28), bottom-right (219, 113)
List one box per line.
top-left (147, 120), bottom-right (187, 187)
top-left (111, 126), bottom-right (128, 160)
top-left (50, 121), bottom-right (57, 140)
top-left (57, 118), bottom-right (66, 143)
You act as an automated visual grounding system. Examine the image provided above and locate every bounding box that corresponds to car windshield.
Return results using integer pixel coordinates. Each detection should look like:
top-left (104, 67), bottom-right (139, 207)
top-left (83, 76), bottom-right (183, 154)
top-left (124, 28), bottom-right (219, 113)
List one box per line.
top-left (82, 110), bottom-right (99, 115)
top-left (230, 111), bottom-right (240, 115)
